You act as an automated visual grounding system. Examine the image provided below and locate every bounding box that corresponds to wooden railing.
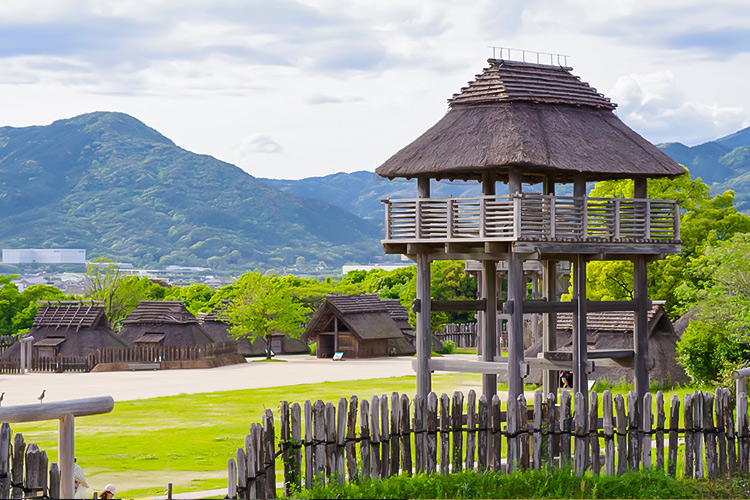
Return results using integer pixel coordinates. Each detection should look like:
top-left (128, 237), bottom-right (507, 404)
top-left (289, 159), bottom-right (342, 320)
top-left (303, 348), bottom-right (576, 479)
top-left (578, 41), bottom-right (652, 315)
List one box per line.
top-left (383, 194), bottom-right (680, 243)
top-left (228, 387), bottom-right (745, 499)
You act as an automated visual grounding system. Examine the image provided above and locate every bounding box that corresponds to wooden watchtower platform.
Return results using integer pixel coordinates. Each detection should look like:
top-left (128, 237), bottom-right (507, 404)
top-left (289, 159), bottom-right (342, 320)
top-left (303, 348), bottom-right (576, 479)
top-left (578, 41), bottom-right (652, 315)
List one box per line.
top-left (375, 55), bottom-right (685, 416)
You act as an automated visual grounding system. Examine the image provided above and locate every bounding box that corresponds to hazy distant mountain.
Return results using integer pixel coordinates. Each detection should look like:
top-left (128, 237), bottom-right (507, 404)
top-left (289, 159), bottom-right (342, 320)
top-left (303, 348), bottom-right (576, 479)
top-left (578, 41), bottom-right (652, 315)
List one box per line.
top-left (0, 112), bottom-right (382, 272)
top-left (262, 172), bottom-right (483, 221)
top-left (658, 127), bottom-right (750, 211)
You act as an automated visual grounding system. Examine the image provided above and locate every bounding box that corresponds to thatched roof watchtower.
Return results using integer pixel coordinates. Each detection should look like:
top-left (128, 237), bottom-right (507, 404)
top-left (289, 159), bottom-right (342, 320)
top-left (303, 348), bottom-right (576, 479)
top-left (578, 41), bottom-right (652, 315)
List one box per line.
top-left (376, 53), bottom-right (684, 417)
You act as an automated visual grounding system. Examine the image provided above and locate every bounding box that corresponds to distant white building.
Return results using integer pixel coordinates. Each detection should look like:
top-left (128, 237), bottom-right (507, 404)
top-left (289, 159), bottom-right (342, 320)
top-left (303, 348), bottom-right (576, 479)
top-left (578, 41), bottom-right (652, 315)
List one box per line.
top-left (2, 249), bottom-right (86, 265)
top-left (342, 263), bottom-right (412, 274)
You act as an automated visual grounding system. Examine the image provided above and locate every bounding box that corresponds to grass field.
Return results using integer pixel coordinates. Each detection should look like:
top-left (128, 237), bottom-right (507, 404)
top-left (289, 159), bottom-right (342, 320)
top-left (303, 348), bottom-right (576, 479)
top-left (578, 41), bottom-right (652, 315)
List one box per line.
top-left (9, 370), bottom-right (701, 499)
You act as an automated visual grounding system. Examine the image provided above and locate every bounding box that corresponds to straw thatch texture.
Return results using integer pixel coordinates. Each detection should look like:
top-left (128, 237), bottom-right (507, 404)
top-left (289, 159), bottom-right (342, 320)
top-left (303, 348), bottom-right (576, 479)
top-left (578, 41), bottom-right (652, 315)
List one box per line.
top-left (304, 294), bottom-right (414, 358)
top-left (1, 302), bottom-right (126, 358)
top-left (118, 301), bottom-right (214, 347)
top-left (376, 60), bottom-right (685, 182)
top-left (525, 302), bottom-right (688, 385)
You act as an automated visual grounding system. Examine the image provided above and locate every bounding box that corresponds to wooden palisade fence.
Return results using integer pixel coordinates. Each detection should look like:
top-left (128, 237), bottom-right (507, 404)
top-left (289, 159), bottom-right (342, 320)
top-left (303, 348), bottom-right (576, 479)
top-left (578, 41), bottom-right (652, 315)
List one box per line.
top-left (228, 388), bottom-right (748, 499)
top-left (0, 341), bottom-right (238, 374)
top-left (435, 324), bottom-right (477, 348)
top-left (0, 423), bottom-right (62, 499)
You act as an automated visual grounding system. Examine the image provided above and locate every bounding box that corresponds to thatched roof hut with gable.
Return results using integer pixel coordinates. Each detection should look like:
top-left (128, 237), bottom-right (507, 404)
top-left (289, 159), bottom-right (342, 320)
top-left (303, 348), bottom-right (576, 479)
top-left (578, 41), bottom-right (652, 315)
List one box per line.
top-left (118, 301), bottom-right (214, 347)
top-left (525, 302), bottom-right (688, 385)
top-left (1, 301), bottom-right (126, 359)
top-left (303, 294), bottom-right (414, 358)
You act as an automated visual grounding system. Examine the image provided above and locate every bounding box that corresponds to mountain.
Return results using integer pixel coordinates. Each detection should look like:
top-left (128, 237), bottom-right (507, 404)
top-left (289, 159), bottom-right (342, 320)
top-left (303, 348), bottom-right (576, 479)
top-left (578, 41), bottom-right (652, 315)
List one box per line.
top-left (262, 172), bottom-right (483, 221)
top-left (657, 126), bottom-right (750, 211)
top-left (0, 112), bottom-right (382, 272)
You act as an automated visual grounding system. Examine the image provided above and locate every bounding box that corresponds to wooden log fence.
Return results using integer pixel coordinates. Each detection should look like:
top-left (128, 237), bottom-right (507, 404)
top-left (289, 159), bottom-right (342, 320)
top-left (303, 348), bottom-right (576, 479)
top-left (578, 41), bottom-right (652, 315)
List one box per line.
top-left (0, 423), bottom-right (61, 499)
top-left (0, 341), bottom-right (239, 374)
top-left (435, 324), bottom-right (477, 348)
top-left (228, 387), bottom-right (750, 499)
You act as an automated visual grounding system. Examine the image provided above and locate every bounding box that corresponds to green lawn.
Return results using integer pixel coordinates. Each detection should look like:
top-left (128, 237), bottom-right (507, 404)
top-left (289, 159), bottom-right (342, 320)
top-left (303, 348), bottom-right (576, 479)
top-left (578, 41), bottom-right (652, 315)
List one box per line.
top-left (9, 369), bottom-right (702, 499)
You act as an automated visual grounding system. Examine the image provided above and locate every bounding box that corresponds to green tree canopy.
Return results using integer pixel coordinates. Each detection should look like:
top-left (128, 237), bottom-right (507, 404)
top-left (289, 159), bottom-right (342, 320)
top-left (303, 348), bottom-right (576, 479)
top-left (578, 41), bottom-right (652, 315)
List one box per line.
top-left (223, 272), bottom-right (309, 359)
top-left (0, 276), bottom-right (67, 336)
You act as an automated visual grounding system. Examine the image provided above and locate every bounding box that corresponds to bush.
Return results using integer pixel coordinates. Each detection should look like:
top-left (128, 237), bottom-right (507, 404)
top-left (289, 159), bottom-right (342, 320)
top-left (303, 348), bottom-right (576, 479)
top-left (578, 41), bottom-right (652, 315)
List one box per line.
top-left (441, 340), bottom-right (455, 354)
top-left (309, 342), bottom-right (316, 356)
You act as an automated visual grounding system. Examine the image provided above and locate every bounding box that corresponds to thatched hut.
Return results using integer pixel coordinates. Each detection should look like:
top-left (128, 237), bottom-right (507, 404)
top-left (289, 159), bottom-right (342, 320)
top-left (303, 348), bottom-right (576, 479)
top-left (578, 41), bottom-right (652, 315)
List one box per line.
top-left (118, 301), bottom-right (214, 347)
top-left (198, 301), bottom-right (309, 356)
top-left (1, 301), bottom-right (126, 359)
top-left (525, 302), bottom-right (689, 385)
top-left (303, 294), bottom-right (412, 358)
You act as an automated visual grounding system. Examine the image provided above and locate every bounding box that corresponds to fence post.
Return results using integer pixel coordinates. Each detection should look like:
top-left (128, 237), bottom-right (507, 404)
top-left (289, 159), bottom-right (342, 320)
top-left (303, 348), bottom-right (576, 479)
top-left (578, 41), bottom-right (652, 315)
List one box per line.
top-left (263, 409), bottom-right (275, 499)
top-left (694, 390), bottom-right (704, 479)
top-left (236, 447), bottom-right (247, 500)
top-left (573, 392), bottom-right (586, 476)
top-left (313, 400), bottom-right (326, 484)
top-left (369, 396), bottom-right (381, 478)
top-left (39, 451), bottom-right (48, 499)
top-left (359, 398), bottom-right (370, 479)
top-left (466, 390), bottom-right (476, 472)
top-left (452, 391), bottom-right (464, 473)
top-left (304, 401), bottom-right (313, 488)
top-left (589, 391), bottom-right (599, 474)
top-left (12, 432), bottom-right (24, 499)
top-left (426, 393), bottom-right (437, 474)
top-left (614, 393), bottom-right (627, 476)
top-left (346, 396), bottom-right (358, 481)
top-left (519, 394), bottom-right (529, 469)
top-left (399, 394), bottom-right (412, 476)
top-left (546, 392), bottom-right (558, 468)
top-left (642, 393), bottom-right (652, 469)
top-left (24, 443), bottom-right (41, 499)
top-left (477, 395), bottom-right (488, 471)
top-left (668, 395), bottom-right (680, 477)
top-left (507, 394), bottom-right (519, 473)
top-left (715, 388), bottom-right (727, 476)
top-left (291, 403), bottom-right (302, 493)
top-left (684, 393), bottom-right (694, 478)
top-left (655, 391), bottom-right (665, 471)
top-left (739, 392), bottom-right (748, 475)
top-left (0, 423), bottom-right (9, 499)
top-left (560, 390), bottom-right (572, 469)
top-left (723, 389), bottom-right (737, 477)
top-left (627, 391), bottom-right (639, 471)
top-left (49, 462), bottom-right (60, 499)
top-left (389, 393), bottom-right (399, 477)
top-left (280, 401), bottom-right (291, 495)
top-left (379, 395), bottom-right (389, 479)
top-left (533, 390), bottom-right (543, 470)
top-left (245, 430), bottom-right (255, 500)
top-left (324, 403), bottom-right (335, 478)
top-left (602, 391), bottom-right (615, 476)
top-left (337, 398), bottom-right (348, 483)
top-left (704, 393), bottom-right (717, 479)
top-left (490, 395), bottom-right (502, 471)
top-left (439, 393), bottom-right (450, 475)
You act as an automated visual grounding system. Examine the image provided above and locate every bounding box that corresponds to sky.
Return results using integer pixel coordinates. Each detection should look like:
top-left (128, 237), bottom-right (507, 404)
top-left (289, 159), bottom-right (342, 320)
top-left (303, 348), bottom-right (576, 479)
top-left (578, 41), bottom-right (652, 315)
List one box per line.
top-left (1, 1), bottom-right (749, 180)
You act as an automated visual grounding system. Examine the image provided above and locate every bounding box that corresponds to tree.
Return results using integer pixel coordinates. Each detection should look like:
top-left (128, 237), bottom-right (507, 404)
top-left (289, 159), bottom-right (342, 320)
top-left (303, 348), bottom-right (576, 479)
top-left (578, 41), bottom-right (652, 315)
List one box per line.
top-left (84, 258), bottom-right (162, 330)
top-left (223, 272), bottom-right (309, 359)
top-left (584, 173), bottom-right (750, 313)
top-left (675, 233), bottom-right (750, 385)
top-left (0, 276), bottom-right (66, 336)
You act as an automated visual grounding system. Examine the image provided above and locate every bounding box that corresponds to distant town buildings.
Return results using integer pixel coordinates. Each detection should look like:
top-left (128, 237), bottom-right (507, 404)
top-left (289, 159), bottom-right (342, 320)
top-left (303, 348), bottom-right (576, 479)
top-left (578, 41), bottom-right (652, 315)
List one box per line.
top-left (2, 248), bottom-right (86, 265)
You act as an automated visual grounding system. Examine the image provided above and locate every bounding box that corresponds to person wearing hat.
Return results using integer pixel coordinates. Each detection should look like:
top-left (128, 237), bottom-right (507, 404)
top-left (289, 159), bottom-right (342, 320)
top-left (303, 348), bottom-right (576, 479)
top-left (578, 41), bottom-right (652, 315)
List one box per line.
top-left (99, 484), bottom-right (118, 499)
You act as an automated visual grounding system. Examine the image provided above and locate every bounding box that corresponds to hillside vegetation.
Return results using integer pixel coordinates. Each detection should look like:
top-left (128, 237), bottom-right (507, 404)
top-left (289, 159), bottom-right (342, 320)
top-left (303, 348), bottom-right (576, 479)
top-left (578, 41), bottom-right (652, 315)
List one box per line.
top-left (0, 112), bottom-right (381, 271)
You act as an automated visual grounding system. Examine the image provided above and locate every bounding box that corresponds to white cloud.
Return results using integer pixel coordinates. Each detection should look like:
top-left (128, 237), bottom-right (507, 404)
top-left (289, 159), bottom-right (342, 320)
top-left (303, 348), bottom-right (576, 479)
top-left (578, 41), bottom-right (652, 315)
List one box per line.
top-left (609, 71), bottom-right (749, 145)
top-left (239, 134), bottom-right (284, 154)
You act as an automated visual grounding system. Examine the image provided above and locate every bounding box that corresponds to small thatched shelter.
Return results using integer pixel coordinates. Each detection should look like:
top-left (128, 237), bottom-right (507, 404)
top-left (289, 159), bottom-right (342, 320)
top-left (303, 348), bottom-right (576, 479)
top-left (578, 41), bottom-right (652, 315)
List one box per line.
top-left (1, 301), bottom-right (126, 359)
top-left (303, 294), bottom-right (412, 358)
top-left (198, 301), bottom-right (309, 356)
top-left (525, 302), bottom-right (688, 385)
top-left (118, 301), bottom-right (214, 347)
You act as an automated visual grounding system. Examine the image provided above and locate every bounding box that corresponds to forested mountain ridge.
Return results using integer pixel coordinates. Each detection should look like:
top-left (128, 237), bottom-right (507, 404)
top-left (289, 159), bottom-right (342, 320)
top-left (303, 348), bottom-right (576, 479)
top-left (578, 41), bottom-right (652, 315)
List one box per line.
top-left (0, 112), bottom-right (381, 271)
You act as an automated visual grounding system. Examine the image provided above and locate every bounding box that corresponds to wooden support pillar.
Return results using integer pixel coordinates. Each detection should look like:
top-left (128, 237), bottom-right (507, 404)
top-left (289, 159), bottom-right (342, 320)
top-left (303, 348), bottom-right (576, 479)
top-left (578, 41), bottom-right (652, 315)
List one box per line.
top-left (416, 253), bottom-right (432, 397)
top-left (573, 174), bottom-right (586, 198)
top-left (482, 171), bottom-right (496, 196)
top-left (508, 168), bottom-right (521, 195)
top-left (334, 317), bottom-right (339, 352)
top-left (633, 255), bottom-right (649, 419)
top-left (531, 274), bottom-right (540, 343)
top-left (418, 177), bottom-right (430, 198)
top-left (542, 260), bottom-right (558, 399)
top-left (59, 414), bottom-right (74, 499)
top-left (476, 272), bottom-right (483, 357)
top-left (481, 260), bottom-right (498, 398)
top-left (507, 251), bottom-right (525, 400)
top-left (572, 254), bottom-right (588, 409)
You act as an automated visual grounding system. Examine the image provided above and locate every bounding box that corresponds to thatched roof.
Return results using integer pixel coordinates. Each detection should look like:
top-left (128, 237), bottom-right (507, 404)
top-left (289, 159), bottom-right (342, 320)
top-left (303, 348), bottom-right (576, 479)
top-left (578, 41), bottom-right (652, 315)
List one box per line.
top-left (376, 59), bottom-right (685, 183)
top-left (304, 294), bottom-right (404, 341)
top-left (33, 301), bottom-right (109, 331)
top-left (525, 302), bottom-right (688, 384)
top-left (118, 301), bottom-right (214, 347)
top-left (1, 302), bottom-right (126, 358)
